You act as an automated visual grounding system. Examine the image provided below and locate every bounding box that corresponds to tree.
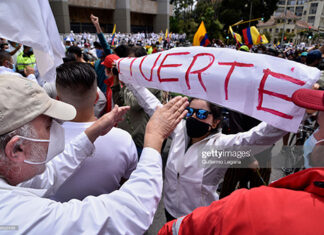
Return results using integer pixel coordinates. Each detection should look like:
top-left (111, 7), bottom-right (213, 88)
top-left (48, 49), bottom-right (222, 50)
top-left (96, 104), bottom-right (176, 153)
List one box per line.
top-left (169, 0), bottom-right (196, 36)
top-left (219, 0), bottom-right (279, 30)
top-left (193, 1), bottom-right (224, 40)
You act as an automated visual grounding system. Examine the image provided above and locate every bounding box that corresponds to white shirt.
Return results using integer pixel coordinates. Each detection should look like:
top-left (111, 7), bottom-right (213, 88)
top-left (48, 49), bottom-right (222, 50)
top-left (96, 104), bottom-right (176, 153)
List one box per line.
top-left (0, 66), bottom-right (38, 84)
top-left (1, 132), bottom-right (163, 234)
top-left (53, 122), bottom-right (138, 201)
top-left (127, 83), bottom-right (287, 218)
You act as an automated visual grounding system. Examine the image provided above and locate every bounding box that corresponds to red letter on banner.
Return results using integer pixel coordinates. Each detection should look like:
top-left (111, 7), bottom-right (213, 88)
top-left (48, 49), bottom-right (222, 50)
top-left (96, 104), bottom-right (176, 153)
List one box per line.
top-left (139, 54), bottom-right (162, 81)
top-left (257, 69), bottom-right (306, 119)
top-left (117, 58), bottom-right (127, 75)
top-left (130, 57), bottom-right (138, 77)
top-left (218, 61), bottom-right (254, 100)
top-left (185, 53), bottom-right (215, 92)
top-left (157, 52), bottom-right (190, 82)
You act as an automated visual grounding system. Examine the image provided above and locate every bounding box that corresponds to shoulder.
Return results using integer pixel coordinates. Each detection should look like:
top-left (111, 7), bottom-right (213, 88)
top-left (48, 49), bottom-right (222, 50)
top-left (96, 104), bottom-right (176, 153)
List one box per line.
top-left (103, 127), bottom-right (134, 145)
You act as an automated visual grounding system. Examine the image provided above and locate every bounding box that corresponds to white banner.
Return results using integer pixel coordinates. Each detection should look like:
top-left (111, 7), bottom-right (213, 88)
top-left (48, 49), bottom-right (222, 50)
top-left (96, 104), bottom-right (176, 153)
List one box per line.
top-left (0, 0), bottom-right (65, 82)
top-left (118, 47), bottom-right (321, 132)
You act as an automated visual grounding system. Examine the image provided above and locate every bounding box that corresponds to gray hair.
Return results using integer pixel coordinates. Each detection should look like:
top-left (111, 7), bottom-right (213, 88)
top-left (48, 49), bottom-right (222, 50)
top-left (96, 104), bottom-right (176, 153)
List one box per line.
top-left (0, 122), bottom-right (36, 159)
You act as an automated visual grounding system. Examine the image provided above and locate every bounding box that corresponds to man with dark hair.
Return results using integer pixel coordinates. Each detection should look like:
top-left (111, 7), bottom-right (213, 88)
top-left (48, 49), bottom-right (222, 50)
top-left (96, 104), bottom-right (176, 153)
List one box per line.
top-left (114, 44), bottom-right (130, 58)
top-left (0, 51), bottom-right (37, 83)
top-left (66, 46), bottom-right (85, 63)
top-left (53, 62), bottom-right (138, 201)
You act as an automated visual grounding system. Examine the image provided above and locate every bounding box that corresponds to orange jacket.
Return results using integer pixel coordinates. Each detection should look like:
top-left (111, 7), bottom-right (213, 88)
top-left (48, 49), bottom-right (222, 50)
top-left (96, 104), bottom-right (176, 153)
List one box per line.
top-left (159, 168), bottom-right (324, 235)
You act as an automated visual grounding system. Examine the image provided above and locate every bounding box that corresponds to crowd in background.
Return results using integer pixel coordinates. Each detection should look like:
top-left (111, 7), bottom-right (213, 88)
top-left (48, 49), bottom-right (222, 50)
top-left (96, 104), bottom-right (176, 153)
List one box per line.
top-left (1, 13), bottom-right (324, 235)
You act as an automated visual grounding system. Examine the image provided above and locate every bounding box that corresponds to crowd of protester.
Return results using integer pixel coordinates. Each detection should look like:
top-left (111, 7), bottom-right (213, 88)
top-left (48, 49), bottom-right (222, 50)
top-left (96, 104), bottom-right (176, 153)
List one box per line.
top-left (1, 13), bottom-right (324, 235)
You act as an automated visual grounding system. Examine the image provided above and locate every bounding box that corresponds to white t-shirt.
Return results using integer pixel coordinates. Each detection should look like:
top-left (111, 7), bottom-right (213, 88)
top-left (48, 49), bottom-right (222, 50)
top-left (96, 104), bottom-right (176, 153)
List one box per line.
top-left (53, 122), bottom-right (138, 202)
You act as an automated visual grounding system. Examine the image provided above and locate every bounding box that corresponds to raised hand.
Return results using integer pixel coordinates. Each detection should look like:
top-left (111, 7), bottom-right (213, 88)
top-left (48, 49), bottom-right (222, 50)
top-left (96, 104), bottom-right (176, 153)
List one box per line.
top-left (85, 105), bottom-right (130, 143)
top-left (144, 96), bottom-right (189, 152)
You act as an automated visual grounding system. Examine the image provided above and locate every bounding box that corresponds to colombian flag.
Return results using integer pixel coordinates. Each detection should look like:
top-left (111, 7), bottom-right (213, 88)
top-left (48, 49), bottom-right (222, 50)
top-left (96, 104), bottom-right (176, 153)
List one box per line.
top-left (193, 21), bottom-right (210, 46)
top-left (111, 24), bottom-right (116, 46)
top-left (242, 26), bottom-right (261, 47)
top-left (229, 26), bottom-right (242, 45)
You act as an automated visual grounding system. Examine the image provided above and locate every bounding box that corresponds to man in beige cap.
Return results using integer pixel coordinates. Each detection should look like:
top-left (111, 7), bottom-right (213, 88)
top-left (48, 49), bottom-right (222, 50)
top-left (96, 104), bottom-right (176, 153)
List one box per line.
top-left (0, 73), bottom-right (189, 234)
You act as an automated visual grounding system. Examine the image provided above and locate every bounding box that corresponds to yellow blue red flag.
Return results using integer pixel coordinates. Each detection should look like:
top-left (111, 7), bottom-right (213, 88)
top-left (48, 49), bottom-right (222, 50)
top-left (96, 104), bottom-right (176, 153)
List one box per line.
top-left (229, 26), bottom-right (242, 45)
top-left (111, 24), bottom-right (116, 46)
top-left (242, 26), bottom-right (261, 47)
top-left (193, 21), bottom-right (210, 46)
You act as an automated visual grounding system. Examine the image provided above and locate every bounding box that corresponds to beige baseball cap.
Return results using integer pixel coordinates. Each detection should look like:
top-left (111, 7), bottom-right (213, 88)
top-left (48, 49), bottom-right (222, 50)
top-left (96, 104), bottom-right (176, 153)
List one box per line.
top-left (0, 73), bottom-right (76, 135)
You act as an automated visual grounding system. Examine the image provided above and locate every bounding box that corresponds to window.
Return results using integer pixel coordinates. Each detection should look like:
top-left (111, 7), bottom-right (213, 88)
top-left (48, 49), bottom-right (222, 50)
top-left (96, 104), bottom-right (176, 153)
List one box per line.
top-left (275, 28), bottom-right (279, 33)
top-left (264, 28), bottom-right (267, 32)
top-left (309, 3), bottom-right (318, 15)
top-left (296, 6), bottom-right (303, 16)
top-left (269, 28), bottom-right (273, 32)
top-left (304, 10), bottom-right (307, 15)
top-left (278, 0), bottom-right (286, 5)
top-left (287, 29), bottom-right (291, 32)
top-left (297, 0), bottom-right (305, 5)
top-left (292, 29), bottom-right (295, 33)
top-left (308, 16), bottom-right (315, 24)
top-left (287, 0), bottom-right (296, 5)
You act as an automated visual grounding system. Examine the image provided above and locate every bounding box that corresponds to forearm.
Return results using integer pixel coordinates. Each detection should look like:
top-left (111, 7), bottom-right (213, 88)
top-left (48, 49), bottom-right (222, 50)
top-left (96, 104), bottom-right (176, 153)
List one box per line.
top-left (97, 32), bottom-right (112, 55)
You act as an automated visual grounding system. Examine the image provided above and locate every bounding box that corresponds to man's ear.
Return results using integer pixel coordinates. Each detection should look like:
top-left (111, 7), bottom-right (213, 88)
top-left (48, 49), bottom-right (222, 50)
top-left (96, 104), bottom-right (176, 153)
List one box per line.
top-left (5, 137), bottom-right (27, 163)
top-left (94, 92), bottom-right (99, 104)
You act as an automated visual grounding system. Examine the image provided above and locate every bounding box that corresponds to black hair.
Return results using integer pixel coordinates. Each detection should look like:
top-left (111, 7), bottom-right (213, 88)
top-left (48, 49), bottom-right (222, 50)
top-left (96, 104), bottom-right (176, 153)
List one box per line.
top-left (129, 46), bottom-right (147, 57)
top-left (114, 45), bottom-right (130, 58)
top-left (66, 46), bottom-right (82, 58)
top-left (56, 62), bottom-right (97, 92)
top-left (0, 43), bottom-right (8, 50)
top-left (93, 41), bottom-right (102, 49)
top-left (63, 53), bottom-right (77, 63)
top-left (0, 51), bottom-right (11, 66)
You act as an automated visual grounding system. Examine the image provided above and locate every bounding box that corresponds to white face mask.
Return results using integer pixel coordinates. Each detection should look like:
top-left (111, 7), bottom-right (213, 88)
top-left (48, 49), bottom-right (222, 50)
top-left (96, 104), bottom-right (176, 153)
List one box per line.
top-left (15, 120), bottom-right (65, 165)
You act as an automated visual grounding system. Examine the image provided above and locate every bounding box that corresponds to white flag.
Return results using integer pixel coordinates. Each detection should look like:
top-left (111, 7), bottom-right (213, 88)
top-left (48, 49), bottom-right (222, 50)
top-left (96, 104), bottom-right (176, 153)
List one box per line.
top-left (0, 0), bottom-right (65, 82)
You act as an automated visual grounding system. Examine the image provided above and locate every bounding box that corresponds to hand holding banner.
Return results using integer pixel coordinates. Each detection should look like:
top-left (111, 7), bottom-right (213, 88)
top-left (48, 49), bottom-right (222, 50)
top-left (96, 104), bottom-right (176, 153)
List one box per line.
top-left (117, 47), bottom-right (320, 132)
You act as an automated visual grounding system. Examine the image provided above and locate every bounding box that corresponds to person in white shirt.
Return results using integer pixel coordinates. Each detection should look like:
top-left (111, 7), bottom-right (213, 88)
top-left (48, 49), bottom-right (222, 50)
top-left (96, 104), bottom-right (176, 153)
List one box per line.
top-left (52, 62), bottom-right (138, 201)
top-left (0, 72), bottom-right (189, 234)
top-left (126, 83), bottom-right (287, 221)
top-left (0, 51), bottom-right (37, 83)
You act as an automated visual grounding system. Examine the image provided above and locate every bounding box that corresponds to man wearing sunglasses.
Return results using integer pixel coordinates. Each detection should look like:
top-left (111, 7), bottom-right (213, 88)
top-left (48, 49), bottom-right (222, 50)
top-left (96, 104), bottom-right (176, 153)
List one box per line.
top-left (125, 83), bottom-right (287, 222)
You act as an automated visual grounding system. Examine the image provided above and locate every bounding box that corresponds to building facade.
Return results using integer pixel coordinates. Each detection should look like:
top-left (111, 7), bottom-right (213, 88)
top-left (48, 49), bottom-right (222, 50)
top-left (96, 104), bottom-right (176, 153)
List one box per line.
top-left (257, 10), bottom-right (313, 43)
top-left (49, 0), bottom-right (171, 33)
top-left (275, 0), bottom-right (324, 31)
top-left (257, 0), bottom-right (324, 43)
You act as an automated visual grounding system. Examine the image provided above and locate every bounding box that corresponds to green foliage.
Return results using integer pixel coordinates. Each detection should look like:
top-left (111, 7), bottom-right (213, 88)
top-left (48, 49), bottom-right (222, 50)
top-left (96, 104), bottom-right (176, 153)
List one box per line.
top-left (170, 0), bottom-right (223, 41)
top-left (219, 0), bottom-right (279, 29)
top-left (169, 0), bottom-right (279, 41)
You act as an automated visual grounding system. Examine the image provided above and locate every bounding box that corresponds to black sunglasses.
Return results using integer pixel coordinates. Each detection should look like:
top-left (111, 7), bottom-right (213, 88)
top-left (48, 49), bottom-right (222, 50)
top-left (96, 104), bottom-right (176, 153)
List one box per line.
top-left (186, 107), bottom-right (212, 120)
